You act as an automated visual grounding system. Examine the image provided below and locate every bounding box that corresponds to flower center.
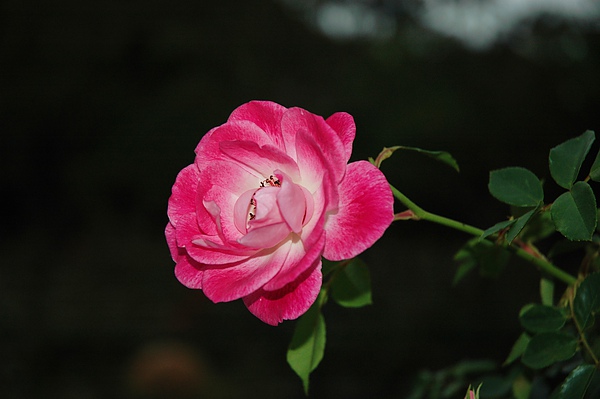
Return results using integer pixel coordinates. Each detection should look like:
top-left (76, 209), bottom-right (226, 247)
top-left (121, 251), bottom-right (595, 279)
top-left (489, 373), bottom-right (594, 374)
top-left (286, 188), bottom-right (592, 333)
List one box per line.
top-left (233, 170), bottom-right (313, 244)
top-left (260, 175), bottom-right (281, 188)
top-left (249, 175), bottom-right (281, 221)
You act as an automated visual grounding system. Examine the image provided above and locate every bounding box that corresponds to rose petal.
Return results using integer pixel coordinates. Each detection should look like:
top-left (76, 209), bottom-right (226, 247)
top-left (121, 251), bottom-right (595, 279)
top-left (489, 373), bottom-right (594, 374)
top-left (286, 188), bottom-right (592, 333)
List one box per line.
top-left (168, 221), bottom-right (204, 289)
top-left (238, 223), bottom-right (290, 249)
top-left (195, 120), bottom-right (274, 168)
top-left (282, 107), bottom-right (347, 183)
top-left (233, 188), bottom-right (257, 234)
top-left (326, 112), bottom-right (355, 163)
top-left (294, 130), bottom-right (339, 207)
top-left (165, 222), bottom-right (179, 261)
top-left (250, 186), bottom-right (284, 227)
top-left (219, 140), bottom-right (300, 182)
top-left (243, 261), bottom-right (322, 326)
top-left (174, 251), bottom-right (204, 289)
top-left (227, 100), bottom-right (287, 150)
top-left (262, 229), bottom-right (325, 291)
top-left (323, 160), bottom-right (393, 261)
top-left (187, 240), bottom-right (254, 264)
top-left (167, 164), bottom-right (201, 226)
top-left (201, 241), bottom-right (292, 302)
top-left (173, 212), bottom-right (206, 249)
top-left (275, 171), bottom-right (305, 234)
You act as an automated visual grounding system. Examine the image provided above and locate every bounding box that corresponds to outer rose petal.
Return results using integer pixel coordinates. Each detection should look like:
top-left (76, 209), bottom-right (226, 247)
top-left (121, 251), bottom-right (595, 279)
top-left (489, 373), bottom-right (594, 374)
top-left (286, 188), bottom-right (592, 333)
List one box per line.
top-left (195, 120), bottom-right (273, 168)
top-left (219, 140), bottom-right (301, 182)
top-left (165, 222), bottom-right (179, 261)
top-left (243, 261), bottom-right (322, 326)
top-left (323, 160), bottom-right (394, 261)
top-left (227, 101), bottom-right (287, 149)
top-left (262, 229), bottom-right (325, 291)
top-left (281, 108), bottom-right (347, 183)
top-left (169, 221), bottom-right (205, 289)
top-left (174, 252), bottom-right (204, 289)
top-left (167, 164), bottom-right (201, 226)
top-left (326, 112), bottom-right (355, 163)
top-left (295, 130), bottom-right (339, 209)
top-left (200, 240), bottom-right (294, 302)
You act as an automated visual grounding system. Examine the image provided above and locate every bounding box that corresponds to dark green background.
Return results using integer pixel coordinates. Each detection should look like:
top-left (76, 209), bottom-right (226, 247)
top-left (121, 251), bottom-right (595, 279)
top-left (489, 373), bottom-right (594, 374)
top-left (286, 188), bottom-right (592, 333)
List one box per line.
top-left (2, 1), bottom-right (599, 397)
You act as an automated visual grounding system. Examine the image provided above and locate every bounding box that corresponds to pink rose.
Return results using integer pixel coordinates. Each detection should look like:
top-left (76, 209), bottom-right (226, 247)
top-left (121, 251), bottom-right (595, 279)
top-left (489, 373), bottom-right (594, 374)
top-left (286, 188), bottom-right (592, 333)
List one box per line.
top-left (165, 101), bottom-right (393, 325)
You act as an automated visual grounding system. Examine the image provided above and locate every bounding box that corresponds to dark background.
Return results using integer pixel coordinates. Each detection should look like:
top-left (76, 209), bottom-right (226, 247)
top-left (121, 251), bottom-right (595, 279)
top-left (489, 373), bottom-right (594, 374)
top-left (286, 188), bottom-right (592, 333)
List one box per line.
top-left (2, 1), bottom-right (600, 398)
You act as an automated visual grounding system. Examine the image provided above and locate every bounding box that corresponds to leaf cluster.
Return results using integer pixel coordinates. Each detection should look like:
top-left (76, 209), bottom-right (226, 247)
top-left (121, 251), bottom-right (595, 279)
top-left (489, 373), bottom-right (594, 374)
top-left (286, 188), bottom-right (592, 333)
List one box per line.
top-left (286, 258), bottom-right (373, 394)
top-left (499, 273), bottom-right (600, 399)
top-left (456, 131), bottom-right (600, 283)
top-left (453, 131), bottom-right (600, 398)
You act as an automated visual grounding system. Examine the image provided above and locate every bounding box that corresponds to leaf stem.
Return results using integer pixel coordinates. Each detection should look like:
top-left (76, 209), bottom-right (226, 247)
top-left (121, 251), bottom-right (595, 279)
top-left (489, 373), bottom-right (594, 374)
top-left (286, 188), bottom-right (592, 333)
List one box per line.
top-left (390, 184), bottom-right (577, 286)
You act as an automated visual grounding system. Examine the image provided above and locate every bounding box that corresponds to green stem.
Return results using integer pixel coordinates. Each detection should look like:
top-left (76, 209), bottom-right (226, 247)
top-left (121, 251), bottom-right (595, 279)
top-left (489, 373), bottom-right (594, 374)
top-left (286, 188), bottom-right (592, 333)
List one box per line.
top-left (390, 184), bottom-right (577, 286)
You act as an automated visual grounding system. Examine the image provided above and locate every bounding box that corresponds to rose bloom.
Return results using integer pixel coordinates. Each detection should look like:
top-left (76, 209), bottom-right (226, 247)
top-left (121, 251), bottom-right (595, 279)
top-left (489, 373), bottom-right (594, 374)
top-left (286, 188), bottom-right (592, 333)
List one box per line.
top-left (166, 101), bottom-right (393, 325)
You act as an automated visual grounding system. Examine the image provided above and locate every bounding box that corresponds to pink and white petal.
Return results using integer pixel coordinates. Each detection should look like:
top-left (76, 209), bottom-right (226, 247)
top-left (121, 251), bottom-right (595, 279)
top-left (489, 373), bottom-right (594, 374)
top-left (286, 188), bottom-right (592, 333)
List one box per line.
top-left (282, 108), bottom-right (347, 183)
top-left (262, 229), bottom-right (325, 291)
top-left (326, 112), bottom-right (355, 163)
top-left (294, 179), bottom-right (328, 252)
top-left (238, 223), bottom-right (291, 249)
top-left (249, 187), bottom-right (283, 227)
top-left (227, 101), bottom-right (287, 149)
top-left (173, 212), bottom-right (208, 249)
top-left (295, 131), bottom-right (334, 193)
top-left (294, 130), bottom-right (338, 206)
top-left (275, 171), bottom-right (305, 234)
top-left (194, 120), bottom-right (273, 167)
top-left (300, 186), bottom-right (315, 227)
top-left (233, 188), bottom-right (257, 234)
top-left (167, 164), bottom-right (201, 226)
top-left (219, 140), bottom-right (301, 182)
top-left (174, 251), bottom-right (205, 289)
top-left (199, 156), bottom-right (261, 197)
top-left (165, 222), bottom-right (179, 261)
top-left (323, 160), bottom-right (394, 261)
top-left (201, 241), bottom-right (292, 302)
top-left (197, 161), bottom-right (259, 237)
top-left (243, 261), bottom-right (322, 326)
top-left (187, 240), bottom-right (253, 265)
top-left (203, 184), bottom-right (247, 243)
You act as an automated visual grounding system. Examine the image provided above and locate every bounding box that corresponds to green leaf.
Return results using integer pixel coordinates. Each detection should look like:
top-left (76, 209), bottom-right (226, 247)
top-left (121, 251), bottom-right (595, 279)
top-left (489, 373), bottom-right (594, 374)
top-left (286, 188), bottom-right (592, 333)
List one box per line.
top-left (489, 167), bottom-right (544, 207)
top-left (551, 181), bottom-right (597, 241)
top-left (512, 374), bottom-right (532, 399)
top-left (454, 239), bottom-right (511, 282)
top-left (453, 251), bottom-right (477, 285)
top-left (518, 210), bottom-right (556, 243)
top-left (549, 130), bottom-right (595, 189)
top-left (287, 299), bottom-right (326, 394)
top-left (553, 364), bottom-right (596, 399)
top-left (480, 219), bottom-right (516, 241)
top-left (504, 333), bottom-right (531, 366)
top-left (506, 209), bottom-right (537, 244)
top-left (519, 304), bottom-right (567, 333)
top-left (521, 332), bottom-right (577, 369)
top-left (573, 273), bottom-right (600, 331)
top-left (331, 258), bottom-right (372, 308)
top-left (589, 144), bottom-right (600, 182)
top-left (374, 145), bottom-right (460, 171)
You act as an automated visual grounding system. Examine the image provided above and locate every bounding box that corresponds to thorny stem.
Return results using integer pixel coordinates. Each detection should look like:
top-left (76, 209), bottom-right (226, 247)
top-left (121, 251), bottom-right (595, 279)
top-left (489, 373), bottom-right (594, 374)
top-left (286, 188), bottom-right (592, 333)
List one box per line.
top-left (390, 184), bottom-right (578, 286)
